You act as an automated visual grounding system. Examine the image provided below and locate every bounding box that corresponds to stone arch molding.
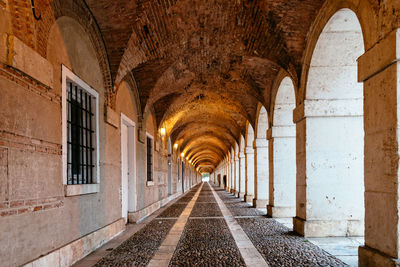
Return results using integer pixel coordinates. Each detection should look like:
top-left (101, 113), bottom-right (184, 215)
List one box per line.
top-left (293, 7), bottom-right (365, 238)
top-left (297, 0), bottom-right (378, 105)
top-left (40, 0), bottom-right (113, 106)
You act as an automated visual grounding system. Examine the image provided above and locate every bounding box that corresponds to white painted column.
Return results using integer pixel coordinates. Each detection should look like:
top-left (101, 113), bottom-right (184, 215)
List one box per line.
top-left (267, 126), bottom-right (296, 218)
top-left (239, 152), bottom-right (246, 199)
top-left (253, 138), bottom-right (269, 208)
top-left (244, 146), bottom-right (255, 203)
top-left (358, 29), bottom-right (400, 266)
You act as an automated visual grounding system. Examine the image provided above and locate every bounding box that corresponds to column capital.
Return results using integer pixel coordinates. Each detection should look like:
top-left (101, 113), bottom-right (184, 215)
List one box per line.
top-left (245, 146), bottom-right (254, 154)
top-left (293, 99), bottom-right (362, 123)
top-left (358, 28), bottom-right (400, 82)
top-left (253, 138), bottom-right (268, 148)
top-left (267, 125), bottom-right (296, 139)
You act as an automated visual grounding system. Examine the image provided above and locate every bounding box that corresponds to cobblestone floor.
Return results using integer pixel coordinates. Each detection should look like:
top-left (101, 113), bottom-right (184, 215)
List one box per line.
top-left (93, 219), bottom-right (176, 267)
top-left (169, 218), bottom-right (245, 266)
top-left (85, 183), bottom-right (350, 267)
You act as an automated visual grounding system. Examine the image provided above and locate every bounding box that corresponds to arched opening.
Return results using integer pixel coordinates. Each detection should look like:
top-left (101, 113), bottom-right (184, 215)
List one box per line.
top-left (294, 9), bottom-right (365, 240)
top-left (267, 77), bottom-right (296, 222)
top-left (230, 147), bottom-right (235, 194)
top-left (167, 137), bottom-right (172, 195)
top-left (245, 123), bottom-right (255, 203)
top-left (234, 142), bottom-right (240, 197)
top-left (254, 105), bottom-right (269, 208)
top-left (239, 135), bottom-right (246, 199)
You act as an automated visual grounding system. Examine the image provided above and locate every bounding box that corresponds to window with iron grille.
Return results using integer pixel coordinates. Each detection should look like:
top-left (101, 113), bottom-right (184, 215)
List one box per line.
top-left (67, 81), bottom-right (97, 185)
top-left (146, 135), bottom-right (153, 181)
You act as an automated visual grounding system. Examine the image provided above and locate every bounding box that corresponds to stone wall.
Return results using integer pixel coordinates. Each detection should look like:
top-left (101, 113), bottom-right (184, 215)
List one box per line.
top-left (0, 4), bottom-right (199, 266)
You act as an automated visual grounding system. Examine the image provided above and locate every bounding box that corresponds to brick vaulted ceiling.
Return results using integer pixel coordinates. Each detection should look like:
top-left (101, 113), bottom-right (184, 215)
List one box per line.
top-left (84, 0), bottom-right (325, 173)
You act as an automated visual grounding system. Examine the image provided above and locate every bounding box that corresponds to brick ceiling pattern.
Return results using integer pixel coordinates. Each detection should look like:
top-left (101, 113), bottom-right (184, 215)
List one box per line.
top-left (82, 0), bottom-right (327, 172)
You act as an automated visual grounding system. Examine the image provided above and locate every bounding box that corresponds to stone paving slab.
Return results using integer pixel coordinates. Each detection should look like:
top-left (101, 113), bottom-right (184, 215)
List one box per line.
top-left (169, 218), bottom-right (246, 267)
top-left (93, 219), bottom-right (176, 267)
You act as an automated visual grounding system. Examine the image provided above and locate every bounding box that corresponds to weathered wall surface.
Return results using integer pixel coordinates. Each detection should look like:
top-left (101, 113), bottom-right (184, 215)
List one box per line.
top-left (0, 4), bottom-right (199, 266)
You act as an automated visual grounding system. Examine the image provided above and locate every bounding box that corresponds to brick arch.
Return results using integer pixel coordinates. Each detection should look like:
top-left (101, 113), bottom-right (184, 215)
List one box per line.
top-left (35, 0), bottom-right (113, 105)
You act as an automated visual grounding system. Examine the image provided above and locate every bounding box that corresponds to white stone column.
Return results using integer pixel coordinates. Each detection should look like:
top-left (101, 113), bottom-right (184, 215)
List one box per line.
top-left (225, 160), bottom-right (228, 190)
top-left (239, 152), bottom-right (246, 199)
top-left (357, 29), bottom-right (400, 266)
top-left (230, 155), bottom-right (234, 194)
top-left (267, 126), bottom-right (296, 218)
top-left (253, 138), bottom-right (269, 208)
top-left (293, 99), bottom-right (363, 237)
top-left (235, 156), bottom-right (240, 197)
top-left (245, 146), bottom-right (255, 203)
top-left (227, 158), bottom-right (231, 192)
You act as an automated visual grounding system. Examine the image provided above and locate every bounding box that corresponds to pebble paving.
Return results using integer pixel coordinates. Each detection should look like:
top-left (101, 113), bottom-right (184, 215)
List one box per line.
top-left (236, 218), bottom-right (348, 266)
top-left (94, 219), bottom-right (176, 267)
top-left (169, 218), bottom-right (246, 267)
top-left (157, 203), bottom-right (187, 218)
top-left (214, 185), bottom-right (348, 267)
top-left (169, 184), bottom-right (245, 267)
top-left (92, 183), bottom-right (349, 267)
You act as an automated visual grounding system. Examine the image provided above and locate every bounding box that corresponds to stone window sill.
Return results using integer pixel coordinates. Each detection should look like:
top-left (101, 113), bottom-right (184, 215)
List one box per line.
top-left (146, 181), bottom-right (154, 187)
top-left (64, 184), bottom-right (100, 197)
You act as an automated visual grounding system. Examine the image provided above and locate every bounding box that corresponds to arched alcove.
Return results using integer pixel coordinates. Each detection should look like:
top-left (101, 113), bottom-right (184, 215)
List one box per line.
top-left (253, 105), bottom-right (269, 208)
top-left (245, 123), bottom-right (255, 203)
top-left (167, 137), bottom-right (173, 195)
top-left (239, 135), bottom-right (246, 199)
top-left (294, 8), bottom-right (365, 237)
top-left (268, 77), bottom-right (296, 219)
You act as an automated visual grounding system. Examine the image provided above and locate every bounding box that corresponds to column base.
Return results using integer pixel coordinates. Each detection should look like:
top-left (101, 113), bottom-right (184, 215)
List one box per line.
top-left (359, 245), bottom-right (400, 267)
top-left (267, 205), bottom-right (295, 218)
top-left (293, 216), bottom-right (364, 237)
top-left (238, 192), bottom-right (245, 199)
top-left (230, 188), bottom-right (235, 194)
top-left (252, 199), bottom-right (267, 208)
top-left (244, 194), bottom-right (253, 203)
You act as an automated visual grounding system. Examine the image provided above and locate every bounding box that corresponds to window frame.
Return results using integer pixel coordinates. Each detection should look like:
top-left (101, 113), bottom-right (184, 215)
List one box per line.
top-left (62, 65), bottom-right (100, 196)
top-left (146, 132), bottom-right (154, 186)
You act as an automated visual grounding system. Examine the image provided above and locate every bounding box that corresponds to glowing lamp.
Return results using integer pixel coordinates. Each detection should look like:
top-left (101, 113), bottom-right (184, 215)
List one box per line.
top-left (174, 143), bottom-right (178, 150)
top-left (160, 128), bottom-right (166, 137)
top-left (181, 152), bottom-right (185, 158)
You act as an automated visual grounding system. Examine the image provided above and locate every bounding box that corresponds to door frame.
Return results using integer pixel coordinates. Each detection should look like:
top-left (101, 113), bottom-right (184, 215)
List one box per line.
top-left (120, 113), bottom-right (136, 222)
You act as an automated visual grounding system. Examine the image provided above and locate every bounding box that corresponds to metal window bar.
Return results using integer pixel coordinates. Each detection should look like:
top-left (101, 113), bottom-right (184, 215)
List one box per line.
top-left (67, 81), bottom-right (95, 185)
top-left (147, 137), bottom-right (152, 181)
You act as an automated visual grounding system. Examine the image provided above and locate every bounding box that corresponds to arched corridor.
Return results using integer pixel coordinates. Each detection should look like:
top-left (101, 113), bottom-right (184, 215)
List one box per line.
top-left (0, 0), bottom-right (399, 266)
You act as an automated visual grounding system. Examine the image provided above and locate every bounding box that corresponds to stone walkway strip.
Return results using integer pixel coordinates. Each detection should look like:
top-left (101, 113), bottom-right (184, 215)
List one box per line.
top-left (210, 184), bottom-right (269, 267)
top-left (147, 184), bottom-right (204, 267)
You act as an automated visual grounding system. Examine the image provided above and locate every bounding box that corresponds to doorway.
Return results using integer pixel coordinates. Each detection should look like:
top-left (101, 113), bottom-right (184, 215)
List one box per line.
top-left (182, 161), bottom-right (185, 193)
top-left (121, 113), bottom-right (136, 223)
